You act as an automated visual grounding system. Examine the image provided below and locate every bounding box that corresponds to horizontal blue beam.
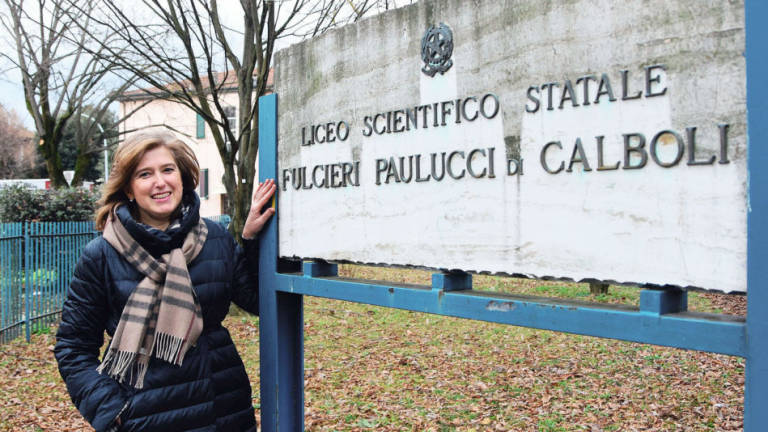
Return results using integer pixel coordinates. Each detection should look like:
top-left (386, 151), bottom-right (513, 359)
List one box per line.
top-left (275, 273), bottom-right (746, 357)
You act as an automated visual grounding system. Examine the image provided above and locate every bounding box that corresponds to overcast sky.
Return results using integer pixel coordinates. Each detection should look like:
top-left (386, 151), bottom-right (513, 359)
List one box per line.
top-left (0, 1), bottom-right (402, 131)
top-left (0, 64), bottom-right (29, 127)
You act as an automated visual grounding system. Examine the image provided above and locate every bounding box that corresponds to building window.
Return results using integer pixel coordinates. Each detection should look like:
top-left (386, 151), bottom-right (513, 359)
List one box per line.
top-left (220, 193), bottom-right (229, 216)
top-left (199, 168), bottom-right (209, 199)
top-left (196, 113), bottom-right (205, 138)
top-left (223, 106), bottom-right (237, 146)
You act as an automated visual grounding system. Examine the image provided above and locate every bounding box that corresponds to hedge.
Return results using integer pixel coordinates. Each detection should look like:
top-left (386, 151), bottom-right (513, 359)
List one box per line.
top-left (0, 184), bottom-right (99, 222)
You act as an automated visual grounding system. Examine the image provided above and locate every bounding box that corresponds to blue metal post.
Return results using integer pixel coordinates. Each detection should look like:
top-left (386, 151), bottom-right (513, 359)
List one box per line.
top-left (258, 93), bottom-right (305, 432)
top-left (24, 222), bottom-right (30, 342)
top-left (745, 1), bottom-right (768, 429)
top-left (0, 224), bottom-right (8, 338)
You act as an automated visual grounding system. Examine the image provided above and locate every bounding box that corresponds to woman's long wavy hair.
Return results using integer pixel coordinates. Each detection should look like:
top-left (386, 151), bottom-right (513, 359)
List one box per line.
top-left (94, 132), bottom-right (200, 230)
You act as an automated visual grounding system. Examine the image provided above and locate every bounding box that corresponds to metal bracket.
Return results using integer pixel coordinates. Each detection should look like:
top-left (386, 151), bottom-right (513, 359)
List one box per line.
top-left (639, 287), bottom-right (688, 315)
top-left (432, 271), bottom-right (472, 292)
top-left (303, 261), bottom-right (339, 277)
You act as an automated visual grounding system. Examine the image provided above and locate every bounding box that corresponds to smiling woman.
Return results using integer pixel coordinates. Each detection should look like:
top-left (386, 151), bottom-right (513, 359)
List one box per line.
top-left (54, 132), bottom-right (276, 431)
top-left (93, 134), bottom-right (202, 232)
top-left (125, 146), bottom-right (184, 230)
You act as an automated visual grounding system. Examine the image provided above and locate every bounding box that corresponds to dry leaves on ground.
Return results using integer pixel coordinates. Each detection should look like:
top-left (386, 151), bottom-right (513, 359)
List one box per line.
top-left (0, 267), bottom-right (747, 431)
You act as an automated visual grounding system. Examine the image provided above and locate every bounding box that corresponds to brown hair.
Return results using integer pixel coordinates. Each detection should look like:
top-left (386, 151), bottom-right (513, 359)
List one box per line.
top-left (94, 132), bottom-right (200, 230)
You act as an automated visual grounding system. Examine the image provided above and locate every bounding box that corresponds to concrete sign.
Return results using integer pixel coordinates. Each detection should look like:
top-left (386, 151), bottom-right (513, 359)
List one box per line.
top-left (274, 0), bottom-right (746, 293)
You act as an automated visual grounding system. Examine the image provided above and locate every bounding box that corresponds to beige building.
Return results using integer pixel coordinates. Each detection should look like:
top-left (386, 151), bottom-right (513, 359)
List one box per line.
top-left (118, 71), bottom-right (273, 217)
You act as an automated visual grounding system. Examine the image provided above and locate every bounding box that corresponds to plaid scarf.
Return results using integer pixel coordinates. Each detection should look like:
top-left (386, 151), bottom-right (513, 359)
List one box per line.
top-left (97, 210), bottom-right (208, 389)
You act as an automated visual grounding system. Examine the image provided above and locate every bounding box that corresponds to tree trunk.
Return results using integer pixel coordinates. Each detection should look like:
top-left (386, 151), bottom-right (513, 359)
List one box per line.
top-left (70, 150), bottom-right (91, 187)
top-left (42, 137), bottom-right (68, 189)
top-left (230, 182), bottom-right (249, 244)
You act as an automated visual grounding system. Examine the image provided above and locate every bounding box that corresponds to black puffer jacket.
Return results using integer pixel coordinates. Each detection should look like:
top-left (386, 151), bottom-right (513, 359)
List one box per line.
top-left (54, 198), bottom-right (259, 432)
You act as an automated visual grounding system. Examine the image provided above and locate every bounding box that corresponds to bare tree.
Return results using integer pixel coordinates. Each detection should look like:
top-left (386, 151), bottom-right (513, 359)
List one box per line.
top-left (69, 0), bottom-right (400, 237)
top-left (0, 0), bottom-right (147, 187)
top-left (0, 104), bottom-right (37, 179)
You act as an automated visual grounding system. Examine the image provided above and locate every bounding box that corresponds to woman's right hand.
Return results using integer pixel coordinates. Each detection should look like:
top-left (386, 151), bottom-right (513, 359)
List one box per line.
top-left (242, 179), bottom-right (276, 240)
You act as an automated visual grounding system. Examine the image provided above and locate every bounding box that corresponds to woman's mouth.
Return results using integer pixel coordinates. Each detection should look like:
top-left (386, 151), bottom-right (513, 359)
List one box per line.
top-left (152, 192), bottom-right (172, 201)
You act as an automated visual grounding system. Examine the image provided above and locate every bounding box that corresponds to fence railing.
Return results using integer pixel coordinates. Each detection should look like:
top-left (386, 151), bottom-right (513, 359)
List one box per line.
top-left (0, 221), bottom-right (98, 344)
top-left (207, 214), bottom-right (231, 229)
top-left (0, 216), bottom-right (231, 344)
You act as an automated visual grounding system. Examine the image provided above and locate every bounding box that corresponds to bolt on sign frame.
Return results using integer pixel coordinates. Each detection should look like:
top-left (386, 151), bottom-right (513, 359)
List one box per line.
top-left (257, 2), bottom-right (767, 430)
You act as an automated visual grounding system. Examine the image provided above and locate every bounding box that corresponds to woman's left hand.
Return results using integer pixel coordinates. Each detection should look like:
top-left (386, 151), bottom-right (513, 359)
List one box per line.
top-left (242, 178), bottom-right (276, 239)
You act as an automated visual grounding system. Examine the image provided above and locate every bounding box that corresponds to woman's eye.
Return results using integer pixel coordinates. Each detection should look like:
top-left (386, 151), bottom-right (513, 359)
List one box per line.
top-left (138, 172), bottom-right (150, 178)
top-left (164, 167), bottom-right (175, 173)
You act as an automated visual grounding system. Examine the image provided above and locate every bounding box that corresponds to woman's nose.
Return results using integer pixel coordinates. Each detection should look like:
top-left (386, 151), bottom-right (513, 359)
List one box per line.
top-left (153, 172), bottom-right (167, 186)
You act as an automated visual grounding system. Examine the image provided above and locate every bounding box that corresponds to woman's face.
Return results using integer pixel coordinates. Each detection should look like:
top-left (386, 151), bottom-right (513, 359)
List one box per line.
top-left (125, 146), bottom-right (183, 230)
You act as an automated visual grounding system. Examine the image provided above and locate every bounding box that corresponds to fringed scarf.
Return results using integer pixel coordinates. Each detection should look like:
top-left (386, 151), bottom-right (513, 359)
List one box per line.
top-left (97, 210), bottom-right (208, 389)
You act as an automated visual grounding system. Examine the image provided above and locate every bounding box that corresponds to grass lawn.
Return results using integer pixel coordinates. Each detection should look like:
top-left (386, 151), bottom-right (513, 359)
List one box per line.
top-left (0, 264), bottom-right (745, 431)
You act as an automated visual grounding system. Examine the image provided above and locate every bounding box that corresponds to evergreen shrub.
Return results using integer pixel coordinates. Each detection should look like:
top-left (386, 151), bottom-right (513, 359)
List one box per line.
top-left (0, 184), bottom-right (99, 222)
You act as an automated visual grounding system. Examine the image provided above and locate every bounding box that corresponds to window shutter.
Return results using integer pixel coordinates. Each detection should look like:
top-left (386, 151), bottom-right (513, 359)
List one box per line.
top-left (196, 113), bottom-right (205, 138)
top-left (200, 168), bottom-right (209, 199)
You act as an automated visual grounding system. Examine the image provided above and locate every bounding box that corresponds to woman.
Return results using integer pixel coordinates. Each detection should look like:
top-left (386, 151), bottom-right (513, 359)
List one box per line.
top-left (54, 133), bottom-right (275, 431)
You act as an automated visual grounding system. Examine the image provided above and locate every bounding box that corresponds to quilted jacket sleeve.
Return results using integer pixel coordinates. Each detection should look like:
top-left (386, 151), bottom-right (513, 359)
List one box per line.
top-left (231, 237), bottom-right (260, 315)
top-left (54, 241), bottom-right (129, 432)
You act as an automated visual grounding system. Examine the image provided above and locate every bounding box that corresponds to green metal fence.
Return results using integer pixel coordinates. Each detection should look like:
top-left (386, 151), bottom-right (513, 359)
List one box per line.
top-left (207, 214), bottom-right (231, 229)
top-left (0, 221), bottom-right (97, 343)
top-left (0, 216), bottom-right (231, 344)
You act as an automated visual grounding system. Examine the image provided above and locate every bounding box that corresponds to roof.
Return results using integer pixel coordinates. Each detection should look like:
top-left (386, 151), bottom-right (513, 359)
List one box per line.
top-left (118, 69), bottom-right (274, 101)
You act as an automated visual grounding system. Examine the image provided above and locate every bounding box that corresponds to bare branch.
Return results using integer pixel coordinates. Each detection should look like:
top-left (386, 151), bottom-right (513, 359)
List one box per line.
top-left (0, 0), bottom-right (156, 187)
top-left (62, 0), bottom-right (396, 233)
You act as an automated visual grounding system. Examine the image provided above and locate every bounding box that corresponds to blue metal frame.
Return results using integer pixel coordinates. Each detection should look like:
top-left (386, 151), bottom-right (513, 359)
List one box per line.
top-left (258, 2), bottom-right (766, 422)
